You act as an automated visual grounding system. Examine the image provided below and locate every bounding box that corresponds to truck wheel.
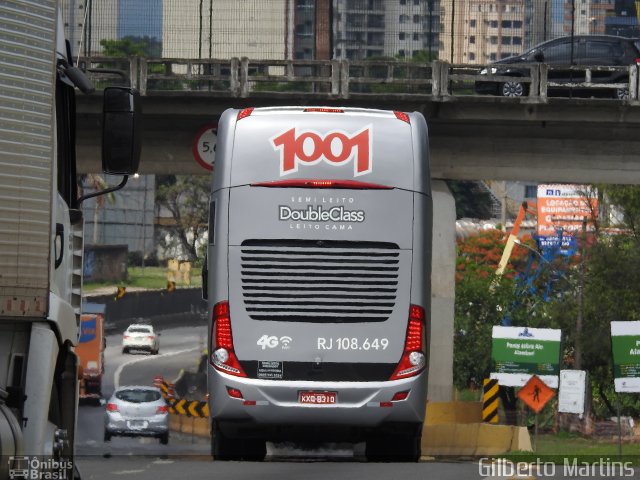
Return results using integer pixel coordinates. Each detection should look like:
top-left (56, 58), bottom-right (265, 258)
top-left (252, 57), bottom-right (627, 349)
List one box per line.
top-left (159, 433), bottom-right (169, 445)
top-left (122, 347), bottom-right (128, 354)
top-left (365, 424), bottom-right (422, 462)
top-left (212, 422), bottom-right (266, 461)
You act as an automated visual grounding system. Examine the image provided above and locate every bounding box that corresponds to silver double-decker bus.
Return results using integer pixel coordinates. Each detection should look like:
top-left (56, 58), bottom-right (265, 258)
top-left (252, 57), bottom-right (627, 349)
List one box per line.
top-left (204, 106), bottom-right (432, 461)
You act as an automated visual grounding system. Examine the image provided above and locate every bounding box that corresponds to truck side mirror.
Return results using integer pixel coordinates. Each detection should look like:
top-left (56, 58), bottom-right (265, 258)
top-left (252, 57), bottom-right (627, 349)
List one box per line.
top-left (102, 87), bottom-right (142, 175)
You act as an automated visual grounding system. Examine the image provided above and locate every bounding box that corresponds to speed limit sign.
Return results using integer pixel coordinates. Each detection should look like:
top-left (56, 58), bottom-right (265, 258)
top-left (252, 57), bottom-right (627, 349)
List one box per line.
top-left (192, 124), bottom-right (218, 171)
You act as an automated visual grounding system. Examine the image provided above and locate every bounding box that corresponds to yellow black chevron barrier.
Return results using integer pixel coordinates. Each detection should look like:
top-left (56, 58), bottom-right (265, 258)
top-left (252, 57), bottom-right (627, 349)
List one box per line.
top-left (482, 378), bottom-right (500, 424)
top-left (166, 397), bottom-right (209, 418)
top-left (154, 377), bottom-right (175, 400)
top-left (154, 376), bottom-right (208, 418)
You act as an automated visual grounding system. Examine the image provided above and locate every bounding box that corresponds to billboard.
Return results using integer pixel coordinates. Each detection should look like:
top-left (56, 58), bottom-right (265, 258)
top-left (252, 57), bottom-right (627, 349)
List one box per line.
top-left (611, 321), bottom-right (640, 393)
top-left (491, 326), bottom-right (562, 388)
top-left (536, 184), bottom-right (597, 256)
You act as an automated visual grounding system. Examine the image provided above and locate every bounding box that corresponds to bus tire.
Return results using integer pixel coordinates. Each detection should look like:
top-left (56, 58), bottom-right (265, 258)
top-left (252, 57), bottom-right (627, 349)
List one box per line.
top-left (212, 422), bottom-right (266, 461)
top-left (365, 424), bottom-right (422, 462)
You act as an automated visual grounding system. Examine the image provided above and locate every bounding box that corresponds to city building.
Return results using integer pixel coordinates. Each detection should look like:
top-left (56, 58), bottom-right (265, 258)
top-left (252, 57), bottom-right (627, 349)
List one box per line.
top-left (558, 0), bottom-right (615, 35)
top-left (63, 0), bottom-right (162, 57)
top-left (163, 0), bottom-right (288, 59)
top-left (440, 0), bottom-right (531, 64)
top-left (605, 0), bottom-right (639, 36)
top-left (62, 0), bottom-right (118, 56)
top-left (333, 0), bottom-right (441, 60)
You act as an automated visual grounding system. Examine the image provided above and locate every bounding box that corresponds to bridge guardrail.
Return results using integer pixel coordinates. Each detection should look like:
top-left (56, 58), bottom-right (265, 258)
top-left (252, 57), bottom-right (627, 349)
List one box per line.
top-left (79, 56), bottom-right (137, 89)
top-left (78, 56), bottom-right (640, 103)
top-left (341, 59), bottom-right (437, 98)
top-left (238, 58), bottom-right (341, 97)
top-left (541, 64), bottom-right (638, 101)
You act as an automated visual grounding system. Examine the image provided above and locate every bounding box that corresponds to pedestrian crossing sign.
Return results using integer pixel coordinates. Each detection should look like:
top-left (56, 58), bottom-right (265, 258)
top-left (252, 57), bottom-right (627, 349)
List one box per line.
top-left (518, 375), bottom-right (555, 413)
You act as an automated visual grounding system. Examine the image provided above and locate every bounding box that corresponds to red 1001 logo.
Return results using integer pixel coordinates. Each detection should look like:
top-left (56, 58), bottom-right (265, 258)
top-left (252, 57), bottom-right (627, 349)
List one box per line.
top-left (270, 126), bottom-right (372, 177)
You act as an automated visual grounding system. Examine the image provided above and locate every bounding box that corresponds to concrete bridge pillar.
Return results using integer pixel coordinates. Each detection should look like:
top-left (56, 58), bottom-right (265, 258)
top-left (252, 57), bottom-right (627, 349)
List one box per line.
top-left (428, 180), bottom-right (456, 401)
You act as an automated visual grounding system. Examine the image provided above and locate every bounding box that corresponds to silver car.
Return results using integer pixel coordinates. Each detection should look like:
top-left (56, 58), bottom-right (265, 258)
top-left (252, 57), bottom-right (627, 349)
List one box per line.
top-left (104, 386), bottom-right (169, 444)
top-left (122, 323), bottom-right (160, 354)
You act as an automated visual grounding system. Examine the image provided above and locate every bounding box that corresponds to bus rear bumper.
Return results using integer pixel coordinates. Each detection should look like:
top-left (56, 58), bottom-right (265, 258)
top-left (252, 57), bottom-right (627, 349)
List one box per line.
top-left (208, 368), bottom-right (427, 440)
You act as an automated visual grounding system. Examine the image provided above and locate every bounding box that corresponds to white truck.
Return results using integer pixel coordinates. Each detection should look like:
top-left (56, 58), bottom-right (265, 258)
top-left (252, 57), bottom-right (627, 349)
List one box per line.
top-left (0, 1), bottom-right (141, 477)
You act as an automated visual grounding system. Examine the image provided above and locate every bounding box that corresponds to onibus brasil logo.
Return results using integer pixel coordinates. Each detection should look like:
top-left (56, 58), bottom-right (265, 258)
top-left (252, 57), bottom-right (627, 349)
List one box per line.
top-left (270, 126), bottom-right (372, 177)
top-left (9, 456), bottom-right (73, 480)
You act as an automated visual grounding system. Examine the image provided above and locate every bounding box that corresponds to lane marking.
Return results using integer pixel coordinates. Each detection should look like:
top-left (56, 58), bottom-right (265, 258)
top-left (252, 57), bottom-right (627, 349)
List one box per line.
top-left (114, 347), bottom-right (200, 389)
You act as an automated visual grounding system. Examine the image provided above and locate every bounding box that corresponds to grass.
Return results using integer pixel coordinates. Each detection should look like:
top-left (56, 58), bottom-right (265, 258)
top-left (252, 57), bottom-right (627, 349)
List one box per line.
top-left (83, 266), bottom-right (202, 292)
top-left (448, 392), bottom-right (640, 462)
top-left (455, 388), bottom-right (483, 402)
top-left (504, 432), bottom-right (640, 465)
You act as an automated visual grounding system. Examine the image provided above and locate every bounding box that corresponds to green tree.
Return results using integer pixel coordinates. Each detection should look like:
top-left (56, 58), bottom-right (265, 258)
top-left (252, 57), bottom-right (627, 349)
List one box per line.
top-left (543, 185), bottom-right (640, 417)
top-left (100, 36), bottom-right (161, 58)
top-left (156, 175), bottom-right (210, 262)
top-left (454, 185), bottom-right (640, 417)
top-left (406, 49), bottom-right (437, 63)
top-left (83, 174), bottom-right (116, 244)
top-left (580, 235), bottom-right (640, 415)
top-left (453, 229), bottom-right (540, 389)
top-left (603, 184), bottom-right (640, 238)
top-left (454, 274), bottom-right (513, 390)
top-left (446, 180), bottom-right (494, 219)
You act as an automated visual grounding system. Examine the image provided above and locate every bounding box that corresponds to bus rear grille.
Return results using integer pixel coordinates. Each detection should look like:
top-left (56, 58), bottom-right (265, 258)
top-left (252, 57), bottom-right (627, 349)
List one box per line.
top-left (240, 240), bottom-right (400, 323)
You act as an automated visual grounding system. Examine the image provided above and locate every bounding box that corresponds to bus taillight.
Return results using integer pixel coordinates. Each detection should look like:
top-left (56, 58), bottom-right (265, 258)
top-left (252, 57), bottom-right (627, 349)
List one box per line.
top-left (211, 301), bottom-right (247, 377)
top-left (389, 305), bottom-right (426, 380)
top-left (251, 179), bottom-right (391, 189)
top-left (393, 111), bottom-right (410, 124)
top-left (237, 108), bottom-right (254, 120)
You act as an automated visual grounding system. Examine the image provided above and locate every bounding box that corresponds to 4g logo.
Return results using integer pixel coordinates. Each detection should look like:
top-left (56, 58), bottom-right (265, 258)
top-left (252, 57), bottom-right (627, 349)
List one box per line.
top-left (257, 335), bottom-right (293, 350)
top-left (271, 126), bottom-right (372, 177)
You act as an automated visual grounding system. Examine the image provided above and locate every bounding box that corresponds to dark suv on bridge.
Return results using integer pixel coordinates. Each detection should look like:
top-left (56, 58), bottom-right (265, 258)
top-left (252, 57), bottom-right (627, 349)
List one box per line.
top-left (475, 35), bottom-right (640, 98)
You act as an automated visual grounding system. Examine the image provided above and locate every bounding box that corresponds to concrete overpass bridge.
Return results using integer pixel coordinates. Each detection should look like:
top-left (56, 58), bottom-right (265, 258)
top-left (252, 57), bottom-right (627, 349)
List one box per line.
top-left (76, 57), bottom-right (640, 402)
top-left (76, 56), bottom-right (640, 183)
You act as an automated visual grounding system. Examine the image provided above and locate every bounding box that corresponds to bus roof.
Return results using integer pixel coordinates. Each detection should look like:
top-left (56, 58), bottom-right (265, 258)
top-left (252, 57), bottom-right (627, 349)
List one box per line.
top-left (213, 107), bottom-right (430, 194)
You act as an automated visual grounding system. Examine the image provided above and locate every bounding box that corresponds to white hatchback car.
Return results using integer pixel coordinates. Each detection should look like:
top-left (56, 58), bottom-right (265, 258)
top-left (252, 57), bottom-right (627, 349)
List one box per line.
top-left (122, 323), bottom-right (159, 354)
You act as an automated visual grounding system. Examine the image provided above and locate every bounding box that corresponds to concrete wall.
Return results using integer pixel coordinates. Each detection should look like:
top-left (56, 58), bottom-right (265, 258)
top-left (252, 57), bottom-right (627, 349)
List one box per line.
top-left (86, 288), bottom-right (207, 333)
top-left (428, 180), bottom-right (456, 402)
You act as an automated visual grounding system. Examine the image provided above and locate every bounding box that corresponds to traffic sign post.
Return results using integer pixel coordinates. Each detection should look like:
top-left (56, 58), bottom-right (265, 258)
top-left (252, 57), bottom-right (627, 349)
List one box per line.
top-left (609, 321), bottom-right (640, 454)
top-left (491, 326), bottom-right (562, 388)
top-left (192, 124), bottom-right (218, 171)
top-left (518, 375), bottom-right (556, 451)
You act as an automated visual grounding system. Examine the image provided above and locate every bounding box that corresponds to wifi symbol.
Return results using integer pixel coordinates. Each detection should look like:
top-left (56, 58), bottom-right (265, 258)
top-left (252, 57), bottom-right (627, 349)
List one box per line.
top-left (280, 336), bottom-right (293, 348)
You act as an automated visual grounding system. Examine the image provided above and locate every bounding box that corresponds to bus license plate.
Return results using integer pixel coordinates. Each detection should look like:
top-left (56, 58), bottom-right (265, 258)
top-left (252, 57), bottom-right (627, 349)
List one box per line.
top-left (298, 391), bottom-right (337, 405)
